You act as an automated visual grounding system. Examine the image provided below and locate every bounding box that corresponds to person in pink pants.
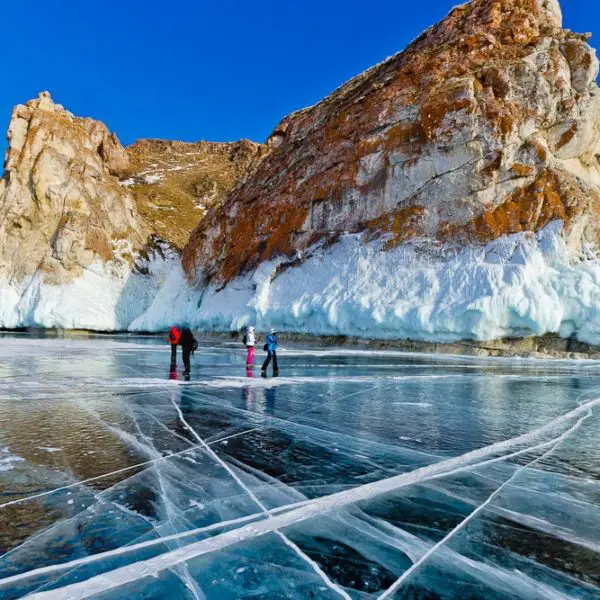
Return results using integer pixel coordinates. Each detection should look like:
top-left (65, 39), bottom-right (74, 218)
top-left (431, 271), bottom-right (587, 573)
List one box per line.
top-left (244, 326), bottom-right (256, 367)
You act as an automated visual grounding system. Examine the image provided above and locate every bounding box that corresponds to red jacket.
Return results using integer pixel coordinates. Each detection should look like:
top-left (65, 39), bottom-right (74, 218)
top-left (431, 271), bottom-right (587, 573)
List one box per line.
top-left (168, 326), bottom-right (181, 345)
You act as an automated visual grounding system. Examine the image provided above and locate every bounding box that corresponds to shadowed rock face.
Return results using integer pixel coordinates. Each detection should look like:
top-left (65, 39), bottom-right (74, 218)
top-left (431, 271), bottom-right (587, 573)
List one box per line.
top-left (183, 0), bottom-right (600, 285)
top-left (0, 92), bottom-right (146, 285)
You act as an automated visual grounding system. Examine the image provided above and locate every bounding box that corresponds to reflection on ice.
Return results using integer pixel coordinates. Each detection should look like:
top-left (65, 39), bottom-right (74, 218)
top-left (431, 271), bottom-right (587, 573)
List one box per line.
top-left (0, 336), bottom-right (598, 599)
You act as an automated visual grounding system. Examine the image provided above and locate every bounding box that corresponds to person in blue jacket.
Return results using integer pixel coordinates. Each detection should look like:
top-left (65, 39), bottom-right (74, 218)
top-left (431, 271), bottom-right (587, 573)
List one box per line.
top-left (261, 329), bottom-right (279, 376)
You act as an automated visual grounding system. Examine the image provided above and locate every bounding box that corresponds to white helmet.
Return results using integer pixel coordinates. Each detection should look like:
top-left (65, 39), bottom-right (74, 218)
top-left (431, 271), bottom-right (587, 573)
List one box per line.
top-left (247, 326), bottom-right (255, 332)
top-left (269, 328), bottom-right (276, 334)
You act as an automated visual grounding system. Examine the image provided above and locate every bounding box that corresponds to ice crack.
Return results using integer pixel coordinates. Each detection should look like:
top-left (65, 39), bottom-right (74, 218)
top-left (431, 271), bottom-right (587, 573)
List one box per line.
top-left (11, 397), bottom-right (599, 600)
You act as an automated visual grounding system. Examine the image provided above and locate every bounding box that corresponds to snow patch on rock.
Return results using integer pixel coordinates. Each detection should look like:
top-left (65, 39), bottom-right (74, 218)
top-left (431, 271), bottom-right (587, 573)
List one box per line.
top-left (0, 447), bottom-right (24, 472)
top-left (0, 247), bottom-right (179, 331)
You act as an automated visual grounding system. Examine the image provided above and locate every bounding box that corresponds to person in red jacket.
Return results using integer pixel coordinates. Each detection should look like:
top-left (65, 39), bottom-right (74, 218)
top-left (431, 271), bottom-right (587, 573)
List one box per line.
top-left (168, 325), bottom-right (181, 367)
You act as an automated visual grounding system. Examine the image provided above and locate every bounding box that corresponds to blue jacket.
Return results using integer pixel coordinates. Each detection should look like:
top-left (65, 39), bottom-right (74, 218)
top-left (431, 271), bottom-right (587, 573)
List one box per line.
top-left (266, 334), bottom-right (278, 353)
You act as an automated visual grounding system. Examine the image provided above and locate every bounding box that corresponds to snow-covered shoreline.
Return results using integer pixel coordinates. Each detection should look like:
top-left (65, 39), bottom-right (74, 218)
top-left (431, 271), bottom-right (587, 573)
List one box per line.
top-left (132, 221), bottom-right (600, 348)
top-left (0, 246), bottom-right (178, 331)
top-left (5, 221), bottom-right (600, 355)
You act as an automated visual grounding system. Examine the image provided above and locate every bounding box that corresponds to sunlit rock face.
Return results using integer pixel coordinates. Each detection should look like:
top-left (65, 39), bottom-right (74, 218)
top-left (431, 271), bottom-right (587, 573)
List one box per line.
top-left (183, 0), bottom-right (600, 285)
top-left (0, 93), bottom-right (262, 329)
top-left (0, 91), bottom-right (146, 285)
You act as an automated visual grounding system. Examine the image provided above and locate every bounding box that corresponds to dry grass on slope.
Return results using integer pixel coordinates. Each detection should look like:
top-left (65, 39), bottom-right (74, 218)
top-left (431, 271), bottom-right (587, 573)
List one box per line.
top-left (122, 139), bottom-right (266, 248)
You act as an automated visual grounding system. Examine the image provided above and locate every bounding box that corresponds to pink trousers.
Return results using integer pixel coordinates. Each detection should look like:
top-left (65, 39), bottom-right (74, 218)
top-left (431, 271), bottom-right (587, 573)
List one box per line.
top-left (246, 346), bottom-right (255, 366)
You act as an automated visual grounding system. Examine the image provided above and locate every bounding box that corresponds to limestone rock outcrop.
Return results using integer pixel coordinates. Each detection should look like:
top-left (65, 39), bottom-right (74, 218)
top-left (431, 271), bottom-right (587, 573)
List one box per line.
top-left (0, 92), bottom-right (265, 287)
top-left (0, 92), bottom-right (264, 329)
top-left (0, 92), bottom-right (146, 285)
top-left (183, 0), bottom-right (600, 284)
top-left (0, 92), bottom-right (263, 330)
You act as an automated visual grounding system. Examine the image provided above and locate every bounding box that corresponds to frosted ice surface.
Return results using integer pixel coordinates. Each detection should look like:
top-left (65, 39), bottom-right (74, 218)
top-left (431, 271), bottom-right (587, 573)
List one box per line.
top-left (0, 335), bottom-right (598, 599)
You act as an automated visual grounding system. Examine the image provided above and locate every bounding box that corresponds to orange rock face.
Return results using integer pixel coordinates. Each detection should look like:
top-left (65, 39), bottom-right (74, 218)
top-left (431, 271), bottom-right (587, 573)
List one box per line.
top-left (184, 0), bottom-right (600, 285)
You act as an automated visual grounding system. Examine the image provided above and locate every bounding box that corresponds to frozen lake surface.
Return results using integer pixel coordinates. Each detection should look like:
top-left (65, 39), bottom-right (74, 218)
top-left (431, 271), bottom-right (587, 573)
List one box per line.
top-left (0, 335), bottom-right (599, 599)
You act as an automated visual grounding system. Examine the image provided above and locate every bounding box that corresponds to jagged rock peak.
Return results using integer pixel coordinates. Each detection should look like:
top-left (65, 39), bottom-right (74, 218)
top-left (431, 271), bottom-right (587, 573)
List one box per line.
top-left (0, 90), bottom-right (267, 290)
top-left (25, 91), bottom-right (70, 113)
top-left (21, 91), bottom-right (84, 120)
top-left (0, 92), bottom-right (144, 284)
top-left (5, 91), bottom-right (129, 176)
top-left (183, 0), bottom-right (600, 285)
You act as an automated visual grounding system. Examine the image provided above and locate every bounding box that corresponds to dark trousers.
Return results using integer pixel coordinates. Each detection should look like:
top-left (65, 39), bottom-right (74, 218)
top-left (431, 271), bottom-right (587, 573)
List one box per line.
top-left (182, 347), bottom-right (192, 373)
top-left (170, 344), bottom-right (178, 366)
top-left (262, 350), bottom-right (278, 373)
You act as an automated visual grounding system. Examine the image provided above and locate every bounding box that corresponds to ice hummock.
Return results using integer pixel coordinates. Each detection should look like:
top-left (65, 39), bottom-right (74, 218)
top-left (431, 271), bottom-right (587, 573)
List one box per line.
top-left (0, 242), bottom-right (178, 331)
top-left (5, 220), bottom-right (600, 347)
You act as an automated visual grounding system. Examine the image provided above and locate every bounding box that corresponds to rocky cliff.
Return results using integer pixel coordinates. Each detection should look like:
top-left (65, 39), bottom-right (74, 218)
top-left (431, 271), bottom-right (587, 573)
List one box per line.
top-left (0, 93), bottom-right (260, 329)
top-left (183, 0), bottom-right (600, 285)
top-left (130, 0), bottom-right (600, 345)
top-left (0, 92), bottom-right (146, 286)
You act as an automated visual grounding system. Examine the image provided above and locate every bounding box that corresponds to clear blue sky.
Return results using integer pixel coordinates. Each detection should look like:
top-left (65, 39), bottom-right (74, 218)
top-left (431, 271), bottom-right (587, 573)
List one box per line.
top-left (2, 0), bottom-right (599, 158)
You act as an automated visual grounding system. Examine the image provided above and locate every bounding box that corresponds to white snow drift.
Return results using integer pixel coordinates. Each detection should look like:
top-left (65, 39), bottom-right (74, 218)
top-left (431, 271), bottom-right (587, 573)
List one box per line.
top-left (131, 221), bottom-right (600, 345)
top-left (5, 220), bottom-right (600, 344)
top-left (0, 246), bottom-right (178, 331)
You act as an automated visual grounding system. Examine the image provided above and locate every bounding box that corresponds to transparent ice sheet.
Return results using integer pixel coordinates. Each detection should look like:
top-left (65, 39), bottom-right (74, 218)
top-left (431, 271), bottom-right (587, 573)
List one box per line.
top-left (0, 335), bottom-right (598, 599)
